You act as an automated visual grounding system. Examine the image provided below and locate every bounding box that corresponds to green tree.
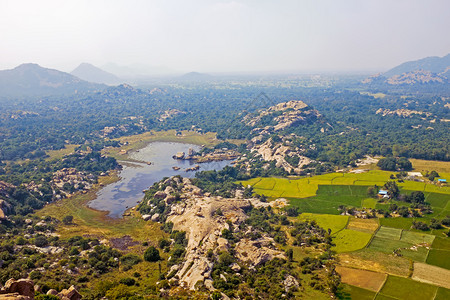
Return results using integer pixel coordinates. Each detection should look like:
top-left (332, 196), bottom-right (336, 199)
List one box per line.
top-left (144, 246), bottom-right (160, 262)
top-left (384, 181), bottom-right (399, 199)
top-left (62, 215), bottom-right (73, 225)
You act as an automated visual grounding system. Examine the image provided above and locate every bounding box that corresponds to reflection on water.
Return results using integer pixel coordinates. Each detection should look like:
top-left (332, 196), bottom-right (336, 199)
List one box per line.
top-left (88, 142), bottom-right (231, 218)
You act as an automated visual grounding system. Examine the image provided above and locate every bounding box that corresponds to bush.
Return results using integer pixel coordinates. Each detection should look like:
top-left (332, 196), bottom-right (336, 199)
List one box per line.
top-left (144, 246), bottom-right (160, 262)
top-left (119, 277), bottom-right (136, 286)
top-left (62, 215), bottom-right (74, 225)
top-left (34, 236), bottom-right (48, 247)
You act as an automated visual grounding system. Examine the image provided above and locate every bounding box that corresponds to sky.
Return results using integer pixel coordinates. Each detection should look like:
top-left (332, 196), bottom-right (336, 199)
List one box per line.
top-left (0, 0), bottom-right (449, 74)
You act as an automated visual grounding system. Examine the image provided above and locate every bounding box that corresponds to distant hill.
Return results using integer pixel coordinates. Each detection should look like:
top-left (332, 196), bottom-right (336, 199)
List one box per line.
top-left (0, 63), bottom-right (105, 98)
top-left (179, 72), bottom-right (213, 82)
top-left (362, 53), bottom-right (450, 90)
top-left (384, 54), bottom-right (450, 77)
top-left (71, 63), bottom-right (122, 85)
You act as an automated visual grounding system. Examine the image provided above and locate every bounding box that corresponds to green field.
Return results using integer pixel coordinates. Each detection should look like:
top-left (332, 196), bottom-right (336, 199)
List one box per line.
top-left (368, 227), bottom-right (432, 262)
top-left (435, 287), bottom-right (450, 300)
top-left (332, 229), bottom-right (373, 253)
top-left (379, 217), bottom-right (414, 230)
top-left (426, 249), bottom-right (450, 270)
top-left (298, 213), bottom-right (349, 235)
top-left (400, 230), bottom-right (435, 245)
top-left (376, 226), bottom-right (402, 240)
top-left (337, 284), bottom-right (376, 300)
top-left (377, 275), bottom-right (438, 300)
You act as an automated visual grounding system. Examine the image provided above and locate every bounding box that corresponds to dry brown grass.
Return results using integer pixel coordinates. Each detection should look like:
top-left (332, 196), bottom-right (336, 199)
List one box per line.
top-left (338, 249), bottom-right (411, 277)
top-left (410, 159), bottom-right (450, 174)
top-left (45, 144), bottom-right (78, 161)
top-left (412, 262), bottom-right (450, 289)
top-left (347, 217), bottom-right (379, 233)
top-left (336, 266), bottom-right (387, 292)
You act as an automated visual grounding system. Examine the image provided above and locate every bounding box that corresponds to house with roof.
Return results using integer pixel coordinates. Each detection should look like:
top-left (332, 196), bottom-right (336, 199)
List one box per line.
top-left (378, 189), bottom-right (390, 198)
top-left (438, 178), bottom-right (447, 185)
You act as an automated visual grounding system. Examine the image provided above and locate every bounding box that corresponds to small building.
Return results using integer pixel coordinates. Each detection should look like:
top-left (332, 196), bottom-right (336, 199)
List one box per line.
top-left (378, 190), bottom-right (389, 198)
top-left (438, 179), bottom-right (447, 185)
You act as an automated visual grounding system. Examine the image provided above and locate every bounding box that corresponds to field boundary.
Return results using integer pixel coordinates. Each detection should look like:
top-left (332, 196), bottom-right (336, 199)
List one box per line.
top-left (365, 223), bottom-right (381, 249)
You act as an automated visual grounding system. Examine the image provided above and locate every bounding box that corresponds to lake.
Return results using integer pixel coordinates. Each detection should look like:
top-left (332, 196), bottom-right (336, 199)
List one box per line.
top-left (88, 142), bottom-right (231, 218)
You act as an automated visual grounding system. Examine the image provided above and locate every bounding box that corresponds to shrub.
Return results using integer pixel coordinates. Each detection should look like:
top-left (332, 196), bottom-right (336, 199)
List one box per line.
top-left (144, 246), bottom-right (160, 262)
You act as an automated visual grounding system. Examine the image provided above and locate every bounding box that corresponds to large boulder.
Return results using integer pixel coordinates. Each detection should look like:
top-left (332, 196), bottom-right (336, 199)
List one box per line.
top-left (2, 279), bottom-right (34, 298)
top-left (154, 191), bottom-right (166, 199)
top-left (57, 285), bottom-right (81, 300)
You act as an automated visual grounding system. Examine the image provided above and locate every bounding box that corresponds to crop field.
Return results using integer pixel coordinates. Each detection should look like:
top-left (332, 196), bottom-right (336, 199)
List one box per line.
top-left (379, 217), bottom-right (414, 230)
top-left (298, 213), bottom-right (348, 235)
top-left (336, 266), bottom-right (386, 292)
top-left (376, 226), bottom-right (402, 240)
top-left (412, 262), bottom-right (450, 289)
top-left (332, 229), bottom-right (373, 253)
top-left (368, 229), bottom-right (430, 262)
top-left (362, 198), bottom-right (377, 208)
top-left (435, 287), bottom-right (450, 300)
top-left (347, 217), bottom-right (379, 233)
top-left (377, 275), bottom-right (438, 300)
top-left (338, 249), bottom-right (411, 277)
top-left (426, 249), bottom-right (450, 270)
top-left (400, 230), bottom-right (434, 245)
top-left (410, 159), bottom-right (450, 174)
top-left (337, 284), bottom-right (376, 300)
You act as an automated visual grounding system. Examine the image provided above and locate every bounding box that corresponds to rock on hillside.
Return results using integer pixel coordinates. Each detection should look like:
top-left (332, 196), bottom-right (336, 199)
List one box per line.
top-left (144, 177), bottom-right (285, 291)
top-left (245, 100), bottom-right (321, 133)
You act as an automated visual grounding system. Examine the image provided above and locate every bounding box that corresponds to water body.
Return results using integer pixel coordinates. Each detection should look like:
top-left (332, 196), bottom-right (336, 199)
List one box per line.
top-left (88, 142), bottom-right (231, 218)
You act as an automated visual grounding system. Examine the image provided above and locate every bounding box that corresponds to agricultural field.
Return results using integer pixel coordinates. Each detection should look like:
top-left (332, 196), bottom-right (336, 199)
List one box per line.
top-left (426, 237), bottom-right (450, 270)
top-left (346, 217), bottom-right (379, 233)
top-left (332, 229), bottom-right (373, 253)
top-left (298, 213), bottom-right (348, 235)
top-left (338, 249), bottom-right (411, 277)
top-left (412, 262), bottom-right (450, 289)
top-left (336, 266), bottom-right (386, 292)
top-left (337, 284), bottom-right (376, 300)
top-left (367, 227), bottom-right (434, 262)
top-left (242, 169), bottom-right (450, 298)
top-left (410, 159), bottom-right (450, 174)
top-left (377, 275), bottom-right (439, 300)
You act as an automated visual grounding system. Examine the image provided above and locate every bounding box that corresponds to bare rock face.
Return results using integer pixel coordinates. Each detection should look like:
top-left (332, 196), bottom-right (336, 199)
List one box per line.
top-left (1, 279), bottom-right (34, 299)
top-left (165, 178), bottom-right (285, 290)
top-left (57, 285), bottom-right (81, 300)
top-left (0, 294), bottom-right (33, 300)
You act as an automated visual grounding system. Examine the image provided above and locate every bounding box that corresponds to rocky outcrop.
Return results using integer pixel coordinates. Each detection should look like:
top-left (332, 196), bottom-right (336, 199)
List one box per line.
top-left (158, 177), bottom-right (285, 290)
top-left (0, 279), bottom-right (82, 300)
top-left (57, 285), bottom-right (81, 300)
top-left (250, 137), bottom-right (312, 174)
top-left (0, 279), bottom-right (34, 299)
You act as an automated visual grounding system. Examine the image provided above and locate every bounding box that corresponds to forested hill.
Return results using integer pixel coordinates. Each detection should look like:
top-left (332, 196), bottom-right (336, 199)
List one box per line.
top-left (0, 63), bottom-right (106, 97)
top-left (384, 53), bottom-right (450, 77)
top-left (0, 80), bottom-right (448, 166)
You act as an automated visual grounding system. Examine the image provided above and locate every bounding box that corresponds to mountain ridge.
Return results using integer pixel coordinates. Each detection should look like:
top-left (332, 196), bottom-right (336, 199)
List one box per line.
top-left (71, 63), bottom-right (122, 85)
top-left (0, 63), bottom-right (106, 98)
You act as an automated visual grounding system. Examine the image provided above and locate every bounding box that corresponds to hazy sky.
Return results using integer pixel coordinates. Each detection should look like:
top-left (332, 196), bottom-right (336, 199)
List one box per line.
top-left (1, 0), bottom-right (449, 74)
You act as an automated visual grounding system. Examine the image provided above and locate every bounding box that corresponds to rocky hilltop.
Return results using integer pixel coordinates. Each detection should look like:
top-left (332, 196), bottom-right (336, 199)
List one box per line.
top-left (140, 176), bottom-right (287, 292)
top-left (243, 100), bottom-right (324, 174)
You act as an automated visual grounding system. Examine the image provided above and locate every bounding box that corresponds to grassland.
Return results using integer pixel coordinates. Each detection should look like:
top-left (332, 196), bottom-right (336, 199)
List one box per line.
top-left (45, 144), bottom-right (78, 160)
top-left (377, 275), bottom-right (438, 300)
